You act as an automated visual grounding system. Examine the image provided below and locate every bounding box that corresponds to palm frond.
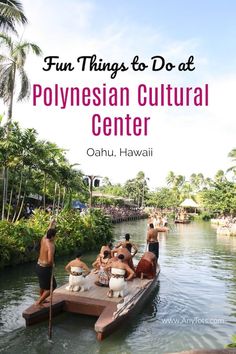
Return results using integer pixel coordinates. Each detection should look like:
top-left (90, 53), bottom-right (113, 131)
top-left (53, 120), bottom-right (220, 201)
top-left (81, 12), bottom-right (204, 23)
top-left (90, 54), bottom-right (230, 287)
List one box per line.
top-left (228, 148), bottom-right (236, 159)
top-left (0, 54), bottom-right (8, 62)
top-left (0, 32), bottom-right (13, 49)
top-left (227, 166), bottom-right (236, 173)
top-left (0, 63), bottom-right (15, 102)
top-left (13, 42), bottom-right (42, 67)
top-left (0, 1), bottom-right (24, 10)
top-left (17, 67), bottom-right (30, 101)
top-left (0, 14), bottom-right (15, 32)
top-left (0, 33), bottom-right (42, 123)
top-left (0, 1), bottom-right (27, 24)
top-left (17, 41), bottom-right (43, 56)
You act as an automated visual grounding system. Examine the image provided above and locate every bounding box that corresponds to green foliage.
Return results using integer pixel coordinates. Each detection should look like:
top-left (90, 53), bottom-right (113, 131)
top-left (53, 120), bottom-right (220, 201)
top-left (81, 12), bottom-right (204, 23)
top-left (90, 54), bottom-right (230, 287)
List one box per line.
top-left (146, 188), bottom-right (179, 208)
top-left (0, 219), bottom-right (41, 267)
top-left (0, 121), bottom-right (87, 220)
top-left (0, 209), bottom-right (113, 269)
top-left (194, 211), bottom-right (213, 221)
top-left (226, 334), bottom-right (236, 348)
top-left (0, 1), bottom-right (27, 33)
top-left (200, 181), bottom-right (236, 215)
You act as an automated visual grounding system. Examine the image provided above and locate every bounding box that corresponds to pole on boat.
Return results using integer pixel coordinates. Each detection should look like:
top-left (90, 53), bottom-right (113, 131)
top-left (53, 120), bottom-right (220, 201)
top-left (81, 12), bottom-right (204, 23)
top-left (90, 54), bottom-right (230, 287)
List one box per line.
top-left (48, 265), bottom-right (54, 340)
top-left (48, 215), bottom-right (57, 340)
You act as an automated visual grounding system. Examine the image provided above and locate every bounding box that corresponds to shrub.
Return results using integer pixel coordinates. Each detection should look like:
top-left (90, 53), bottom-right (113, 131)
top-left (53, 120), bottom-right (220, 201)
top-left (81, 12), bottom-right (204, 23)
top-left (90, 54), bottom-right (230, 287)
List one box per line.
top-left (0, 209), bottom-right (113, 269)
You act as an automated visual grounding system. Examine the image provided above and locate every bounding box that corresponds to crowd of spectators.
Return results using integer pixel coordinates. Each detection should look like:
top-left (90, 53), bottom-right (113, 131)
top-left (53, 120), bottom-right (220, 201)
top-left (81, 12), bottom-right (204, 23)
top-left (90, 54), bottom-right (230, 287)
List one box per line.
top-left (96, 206), bottom-right (147, 222)
top-left (211, 215), bottom-right (236, 227)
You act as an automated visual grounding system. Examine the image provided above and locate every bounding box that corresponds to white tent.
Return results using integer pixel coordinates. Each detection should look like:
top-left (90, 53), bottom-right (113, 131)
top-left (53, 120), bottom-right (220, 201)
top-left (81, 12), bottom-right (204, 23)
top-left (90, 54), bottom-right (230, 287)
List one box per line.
top-left (180, 198), bottom-right (200, 208)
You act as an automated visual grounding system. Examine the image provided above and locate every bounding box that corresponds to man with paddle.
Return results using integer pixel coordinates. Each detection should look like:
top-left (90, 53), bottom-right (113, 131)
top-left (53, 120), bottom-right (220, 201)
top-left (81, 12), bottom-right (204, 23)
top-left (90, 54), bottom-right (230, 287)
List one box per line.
top-left (146, 223), bottom-right (159, 260)
top-left (35, 219), bottom-right (57, 306)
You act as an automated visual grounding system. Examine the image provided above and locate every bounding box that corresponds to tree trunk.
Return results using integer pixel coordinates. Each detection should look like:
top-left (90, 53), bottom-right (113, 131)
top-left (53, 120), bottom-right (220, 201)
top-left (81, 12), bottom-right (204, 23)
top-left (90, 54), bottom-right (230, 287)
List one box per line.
top-left (15, 172), bottom-right (28, 222)
top-left (1, 166), bottom-right (7, 220)
top-left (43, 171), bottom-right (46, 211)
top-left (7, 186), bottom-right (14, 221)
top-left (56, 184), bottom-right (61, 216)
top-left (6, 65), bottom-right (15, 131)
top-left (61, 187), bottom-right (66, 208)
top-left (12, 170), bottom-right (23, 223)
top-left (52, 182), bottom-right (57, 214)
top-left (15, 190), bottom-right (26, 222)
top-left (4, 66), bottom-right (16, 215)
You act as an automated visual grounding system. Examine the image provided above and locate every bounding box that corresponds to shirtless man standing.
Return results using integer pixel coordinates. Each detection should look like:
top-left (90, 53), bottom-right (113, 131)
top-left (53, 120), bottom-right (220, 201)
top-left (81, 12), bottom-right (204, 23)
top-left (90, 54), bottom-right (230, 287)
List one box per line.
top-left (146, 223), bottom-right (159, 260)
top-left (113, 233), bottom-right (138, 257)
top-left (35, 219), bottom-right (57, 305)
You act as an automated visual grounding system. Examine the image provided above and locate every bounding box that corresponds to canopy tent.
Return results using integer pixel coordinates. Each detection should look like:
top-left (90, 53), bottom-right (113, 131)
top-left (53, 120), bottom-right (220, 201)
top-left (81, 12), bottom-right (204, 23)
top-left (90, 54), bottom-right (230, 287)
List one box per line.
top-left (179, 198), bottom-right (200, 208)
top-left (72, 200), bottom-right (86, 209)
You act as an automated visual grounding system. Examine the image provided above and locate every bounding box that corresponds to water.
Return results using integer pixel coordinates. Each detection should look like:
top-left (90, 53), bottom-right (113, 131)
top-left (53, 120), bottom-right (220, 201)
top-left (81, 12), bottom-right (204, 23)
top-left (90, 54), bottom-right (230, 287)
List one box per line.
top-left (0, 220), bottom-right (236, 354)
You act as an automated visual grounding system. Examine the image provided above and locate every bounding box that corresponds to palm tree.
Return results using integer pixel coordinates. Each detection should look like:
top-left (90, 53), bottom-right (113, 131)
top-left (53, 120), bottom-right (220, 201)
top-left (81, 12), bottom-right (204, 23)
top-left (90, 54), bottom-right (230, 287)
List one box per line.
top-left (228, 148), bottom-right (236, 175)
top-left (190, 172), bottom-right (205, 192)
top-left (0, 33), bottom-right (42, 128)
top-left (166, 171), bottom-right (176, 187)
top-left (214, 169), bottom-right (225, 183)
top-left (0, 0), bottom-right (27, 33)
top-left (0, 34), bottom-right (41, 218)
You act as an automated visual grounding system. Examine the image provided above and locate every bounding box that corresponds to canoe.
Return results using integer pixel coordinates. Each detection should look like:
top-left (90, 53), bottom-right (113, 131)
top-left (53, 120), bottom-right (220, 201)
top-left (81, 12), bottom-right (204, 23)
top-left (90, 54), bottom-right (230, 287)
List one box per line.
top-left (156, 226), bottom-right (169, 232)
top-left (22, 252), bottom-right (160, 340)
top-left (174, 219), bottom-right (190, 224)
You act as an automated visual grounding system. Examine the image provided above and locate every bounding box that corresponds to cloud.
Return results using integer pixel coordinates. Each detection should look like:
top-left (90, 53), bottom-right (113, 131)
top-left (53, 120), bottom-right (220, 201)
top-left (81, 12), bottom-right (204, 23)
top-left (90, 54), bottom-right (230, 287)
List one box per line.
top-left (1, 0), bottom-right (235, 189)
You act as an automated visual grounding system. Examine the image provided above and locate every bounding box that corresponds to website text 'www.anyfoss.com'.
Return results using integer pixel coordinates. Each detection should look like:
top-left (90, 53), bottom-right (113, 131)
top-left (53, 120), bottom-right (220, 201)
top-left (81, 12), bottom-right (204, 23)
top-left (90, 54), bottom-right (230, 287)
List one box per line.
top-left (161, 317), bottom-right (225, 325)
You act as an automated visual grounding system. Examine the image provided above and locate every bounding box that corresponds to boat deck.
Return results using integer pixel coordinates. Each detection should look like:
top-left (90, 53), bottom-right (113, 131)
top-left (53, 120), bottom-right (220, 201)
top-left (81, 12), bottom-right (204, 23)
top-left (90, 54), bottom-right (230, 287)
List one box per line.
top-left (23, 267), bottom-right (160, 340)
top-left (55, 272), bottom-right (151, 301)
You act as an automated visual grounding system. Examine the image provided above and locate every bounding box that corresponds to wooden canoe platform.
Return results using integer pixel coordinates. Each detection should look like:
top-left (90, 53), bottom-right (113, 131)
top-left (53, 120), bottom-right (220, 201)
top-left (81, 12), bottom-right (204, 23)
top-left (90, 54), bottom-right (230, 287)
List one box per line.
top-left (175, 220), bottom-right (191, 224)
top-left (23, 265), bottom-right (160, 340)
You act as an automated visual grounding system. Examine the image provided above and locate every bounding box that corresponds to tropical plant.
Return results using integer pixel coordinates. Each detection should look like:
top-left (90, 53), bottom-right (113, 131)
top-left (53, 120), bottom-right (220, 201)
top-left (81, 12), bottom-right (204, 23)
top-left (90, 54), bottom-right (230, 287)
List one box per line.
top-left (0, 208), bottom-right (113, 269)
top-left (0, 121), bottom-right (88, 221)
top-left (189, 173), bottom-right (205, 192)
top-left (226, 334), bottom-right (236, 348)
top-left (0, 34), bottom-right (42, 217)
top-left (123, 171), bottom-right (149, 207)
top-left (228, 148), bottom-right (236, 176)
top-left (0, 0), bottom-right (27, 33)
top-left (146, 187), bottom-right (179, 208)
top-left (214, 169), bottom-right (226, 183)
top-left (0, 33), bottom-right (42, 127)
top-left (200, 179), bottom-right (236, 215)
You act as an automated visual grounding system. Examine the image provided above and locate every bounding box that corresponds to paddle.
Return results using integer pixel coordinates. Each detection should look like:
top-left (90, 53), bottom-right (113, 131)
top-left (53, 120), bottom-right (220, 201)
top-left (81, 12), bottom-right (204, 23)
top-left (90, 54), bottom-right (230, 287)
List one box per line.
top-left (48, 216), bottom-right (57, 340)
top-left (48, 265), bottom-right (54, 340)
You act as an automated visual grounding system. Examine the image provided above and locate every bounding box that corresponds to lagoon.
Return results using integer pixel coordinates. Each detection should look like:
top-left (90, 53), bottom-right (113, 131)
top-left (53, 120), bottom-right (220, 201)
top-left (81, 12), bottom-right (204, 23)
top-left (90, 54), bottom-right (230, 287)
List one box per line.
top-left (0, 220), bottom-right (236, 353)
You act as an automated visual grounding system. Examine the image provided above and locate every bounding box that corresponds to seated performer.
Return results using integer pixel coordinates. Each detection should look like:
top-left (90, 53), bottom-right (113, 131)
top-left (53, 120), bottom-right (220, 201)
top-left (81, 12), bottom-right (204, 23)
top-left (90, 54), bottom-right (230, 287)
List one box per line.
top-left (65, 252), bottom-right (90, 292)
top-left (93, 250), bottom-right (111, 287)
top-left (136, 251), bottom-right (157, 279)
top-left (106, 254), bottom-right (135, 298)
top-left (111, 245), bottom-right (136, 272)
top-left (146, 223), bottom-right (159, 260)
top-left (99, 242), bottom-right (113, 257)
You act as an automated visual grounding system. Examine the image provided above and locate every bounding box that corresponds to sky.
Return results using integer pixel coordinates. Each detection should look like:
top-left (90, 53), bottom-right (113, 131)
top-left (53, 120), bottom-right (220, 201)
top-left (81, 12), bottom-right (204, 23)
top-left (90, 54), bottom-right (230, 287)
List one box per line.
top-left (1, 0), bottom-right (236, 189)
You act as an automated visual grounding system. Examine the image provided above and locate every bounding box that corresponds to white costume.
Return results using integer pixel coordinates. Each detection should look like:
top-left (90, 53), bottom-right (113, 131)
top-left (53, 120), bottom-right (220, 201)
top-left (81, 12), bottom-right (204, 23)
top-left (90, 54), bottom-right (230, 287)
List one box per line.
top-left (109, 268), bottom-right (126, 297)
top-left (66, 266), bottom-right (88, 292)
